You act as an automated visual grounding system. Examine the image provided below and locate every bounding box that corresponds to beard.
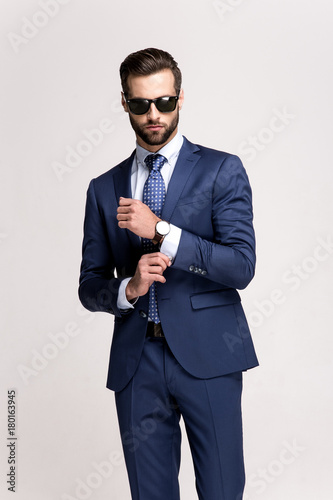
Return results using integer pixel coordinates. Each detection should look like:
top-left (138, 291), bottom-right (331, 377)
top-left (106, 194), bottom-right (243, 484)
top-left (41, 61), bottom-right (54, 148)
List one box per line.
top-left (129, 108), bottom-right (179, 147)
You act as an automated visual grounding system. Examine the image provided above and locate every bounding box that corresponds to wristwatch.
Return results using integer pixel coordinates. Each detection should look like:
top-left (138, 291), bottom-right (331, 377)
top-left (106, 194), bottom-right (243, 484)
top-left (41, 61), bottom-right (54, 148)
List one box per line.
top-left (152, 220), bottom-right (170, 245)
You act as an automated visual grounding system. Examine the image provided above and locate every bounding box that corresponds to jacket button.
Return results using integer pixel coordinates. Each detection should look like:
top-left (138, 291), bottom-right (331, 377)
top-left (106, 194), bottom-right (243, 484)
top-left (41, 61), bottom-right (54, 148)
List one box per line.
top-left (139, 311), bottom-right (147, 318)
top-left (194, 267), bottom-right (199, 273)
top-left (202, 270), bottom-right (207, 276)
top-left (198, 268), bottom-right (202, 274)
top-left (189, 265), bottom-right (194, 272)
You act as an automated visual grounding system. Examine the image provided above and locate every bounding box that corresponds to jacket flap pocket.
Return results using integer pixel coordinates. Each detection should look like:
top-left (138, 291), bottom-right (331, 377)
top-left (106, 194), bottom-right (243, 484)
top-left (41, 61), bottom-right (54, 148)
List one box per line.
top-left (190, 289), bottom-right (241, 310)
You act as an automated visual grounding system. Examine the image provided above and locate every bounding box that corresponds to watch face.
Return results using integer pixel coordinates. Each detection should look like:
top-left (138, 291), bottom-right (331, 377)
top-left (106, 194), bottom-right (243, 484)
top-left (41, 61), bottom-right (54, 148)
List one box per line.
top-left (156, 220), bottom-right (170, 236)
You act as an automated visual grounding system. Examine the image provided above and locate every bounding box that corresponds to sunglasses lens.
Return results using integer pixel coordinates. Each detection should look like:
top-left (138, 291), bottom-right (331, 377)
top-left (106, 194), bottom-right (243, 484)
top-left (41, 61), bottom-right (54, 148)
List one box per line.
top-left (156, 97), bottom-right (177, 112)
top-left (127, 96), bottom-right (178, 115)
top-left (128, 99), bottom-right (149, 115)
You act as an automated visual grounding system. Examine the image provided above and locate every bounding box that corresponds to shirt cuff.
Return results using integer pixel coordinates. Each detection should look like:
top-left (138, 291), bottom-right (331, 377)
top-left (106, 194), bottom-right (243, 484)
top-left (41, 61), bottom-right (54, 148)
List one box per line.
top-left (117, 277), bottom-right (138, 311)
top-left (160, 224), bottom-right (182, 261)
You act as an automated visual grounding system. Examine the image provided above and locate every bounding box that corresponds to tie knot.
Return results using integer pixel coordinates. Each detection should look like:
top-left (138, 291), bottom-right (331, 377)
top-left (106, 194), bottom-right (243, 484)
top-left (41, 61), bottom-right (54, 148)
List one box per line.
top-left (144, 154), bottom-right (167, 172)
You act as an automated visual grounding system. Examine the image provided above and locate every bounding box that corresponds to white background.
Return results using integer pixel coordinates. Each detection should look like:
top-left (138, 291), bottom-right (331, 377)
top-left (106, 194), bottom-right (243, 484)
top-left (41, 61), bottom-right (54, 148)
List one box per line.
top-left (1, 0), bottom-right (332, 499)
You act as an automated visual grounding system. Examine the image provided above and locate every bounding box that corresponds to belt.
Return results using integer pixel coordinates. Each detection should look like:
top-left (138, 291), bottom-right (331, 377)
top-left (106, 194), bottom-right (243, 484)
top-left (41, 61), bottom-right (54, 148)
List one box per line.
top-left (146, 322), bottom-right (165, 338)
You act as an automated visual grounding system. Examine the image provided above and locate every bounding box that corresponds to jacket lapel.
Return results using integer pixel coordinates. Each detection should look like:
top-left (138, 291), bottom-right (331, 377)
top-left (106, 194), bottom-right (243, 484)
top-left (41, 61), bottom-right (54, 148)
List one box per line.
top-left (113, 150), bottom-right (142, 249)
top-left (113, 151), bottom-right (135, 200)
top-left (162, 137), bottom-right (201, 222)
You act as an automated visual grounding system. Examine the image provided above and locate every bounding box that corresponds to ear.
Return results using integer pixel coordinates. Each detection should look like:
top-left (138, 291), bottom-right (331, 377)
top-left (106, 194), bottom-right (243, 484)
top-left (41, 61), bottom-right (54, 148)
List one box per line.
top-left (121, 92), bottom-right (129, 113)
top-left (178, 88), bottom-right (184, 111)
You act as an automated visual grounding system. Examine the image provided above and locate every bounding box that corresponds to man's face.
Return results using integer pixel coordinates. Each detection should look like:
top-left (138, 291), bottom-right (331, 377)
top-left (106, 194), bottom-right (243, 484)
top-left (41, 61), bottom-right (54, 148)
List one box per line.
top-left (122, 69), bottom-right (184, 152)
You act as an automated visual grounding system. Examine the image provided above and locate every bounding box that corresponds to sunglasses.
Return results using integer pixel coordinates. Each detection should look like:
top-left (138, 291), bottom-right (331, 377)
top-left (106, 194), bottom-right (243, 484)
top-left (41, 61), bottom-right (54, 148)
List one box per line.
top-left (125, 95), bottom-right (179, 115)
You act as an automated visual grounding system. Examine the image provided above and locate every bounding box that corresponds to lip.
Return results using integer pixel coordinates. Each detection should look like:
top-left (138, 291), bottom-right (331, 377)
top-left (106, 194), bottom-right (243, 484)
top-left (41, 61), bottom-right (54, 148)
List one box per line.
top-left (146, 125), bottom-right (163, 131)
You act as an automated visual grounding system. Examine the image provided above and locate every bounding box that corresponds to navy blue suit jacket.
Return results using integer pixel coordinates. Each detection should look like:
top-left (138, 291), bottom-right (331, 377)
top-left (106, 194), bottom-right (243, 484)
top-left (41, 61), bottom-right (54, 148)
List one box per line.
top-left (79, 137), bottom-right (259, 392)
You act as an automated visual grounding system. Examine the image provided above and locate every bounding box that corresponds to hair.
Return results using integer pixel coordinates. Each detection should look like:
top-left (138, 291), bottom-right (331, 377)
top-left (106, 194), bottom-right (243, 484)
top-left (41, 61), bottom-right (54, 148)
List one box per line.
top-left (120, 48), bottom-right (182, 97)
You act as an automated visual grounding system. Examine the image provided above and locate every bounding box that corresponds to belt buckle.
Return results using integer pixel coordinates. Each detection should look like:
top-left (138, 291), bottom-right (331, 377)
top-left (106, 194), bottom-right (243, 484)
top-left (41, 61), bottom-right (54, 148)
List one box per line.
top-left (153, 323), bottom-right (164, 338)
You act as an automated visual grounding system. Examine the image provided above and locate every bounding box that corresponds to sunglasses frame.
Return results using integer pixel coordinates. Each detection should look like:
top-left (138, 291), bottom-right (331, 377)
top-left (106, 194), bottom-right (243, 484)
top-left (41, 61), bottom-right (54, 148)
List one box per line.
top-left (125, 95), bottom-right (179, 115)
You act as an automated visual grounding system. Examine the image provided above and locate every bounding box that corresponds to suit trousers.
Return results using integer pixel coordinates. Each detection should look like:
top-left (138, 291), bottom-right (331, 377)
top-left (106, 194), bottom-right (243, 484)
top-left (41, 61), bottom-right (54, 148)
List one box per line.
top-left (115, 335), bottom-right (245, 500)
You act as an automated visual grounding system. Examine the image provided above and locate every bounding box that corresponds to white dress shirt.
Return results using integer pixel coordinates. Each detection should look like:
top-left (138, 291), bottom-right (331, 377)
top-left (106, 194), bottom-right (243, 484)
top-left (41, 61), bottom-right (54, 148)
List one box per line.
top-left (117, 131), bottom-right (184, 311)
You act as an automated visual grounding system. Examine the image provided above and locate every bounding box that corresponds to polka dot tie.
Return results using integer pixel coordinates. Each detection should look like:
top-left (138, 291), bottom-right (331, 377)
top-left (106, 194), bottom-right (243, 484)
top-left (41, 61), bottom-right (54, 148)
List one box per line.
top-left (142, 154), bottom-right (167, 324)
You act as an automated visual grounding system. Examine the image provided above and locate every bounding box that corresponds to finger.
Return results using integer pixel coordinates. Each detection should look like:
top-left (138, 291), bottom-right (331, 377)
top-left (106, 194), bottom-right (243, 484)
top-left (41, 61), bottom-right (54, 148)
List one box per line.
top-left (117, 206), bottom-right (131, 214)
top-left (119, 198), bottom-right (142, 207)
top-left (160, 253), bottom-right (173, 266)
top-left (144, 256), bottom-right (169, 270)
top-left (117, 213), bottom-right (131, 221)
top-left (139, 259), bottom-right (164, 272)
top-left (148, 252), bottom-right (172, 266)
top-left (148, 265), bottom-right (164, 275)
top-left (139, 259), bottom-right (168, 276)
top-left (141, 258), bottom-right (170, 273)
top-left (118, 197), bottom-right (133, 206)
top-left (141, 252), bottom-right (172, 265)
top-left (118, 221), bottom-right (130, 229)
top-left (150, 274), bottom-right (166, 284)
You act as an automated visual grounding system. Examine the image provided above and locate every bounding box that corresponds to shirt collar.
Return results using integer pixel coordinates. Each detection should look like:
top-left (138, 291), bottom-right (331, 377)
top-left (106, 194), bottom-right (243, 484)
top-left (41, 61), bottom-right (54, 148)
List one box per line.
top-left (136, 131), bottom-right (183, 168)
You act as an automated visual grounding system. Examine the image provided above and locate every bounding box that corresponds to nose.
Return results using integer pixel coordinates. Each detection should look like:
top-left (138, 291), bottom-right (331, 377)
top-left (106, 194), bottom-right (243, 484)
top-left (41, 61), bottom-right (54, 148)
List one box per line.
top-left (147, 102), bottom-right (160, 120)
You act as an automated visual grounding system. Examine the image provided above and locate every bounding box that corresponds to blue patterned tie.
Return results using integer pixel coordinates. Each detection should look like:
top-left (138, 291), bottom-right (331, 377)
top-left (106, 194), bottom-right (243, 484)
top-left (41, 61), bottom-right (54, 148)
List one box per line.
top-left (142, 154), bottom-right (167, 323)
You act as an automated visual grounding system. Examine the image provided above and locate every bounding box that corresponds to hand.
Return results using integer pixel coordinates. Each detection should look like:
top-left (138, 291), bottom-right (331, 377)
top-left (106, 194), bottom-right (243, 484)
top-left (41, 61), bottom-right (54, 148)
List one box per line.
top-left (126, 252), bottom-right (171, 302)
top-left (117, 197), bottom-right (159, 239)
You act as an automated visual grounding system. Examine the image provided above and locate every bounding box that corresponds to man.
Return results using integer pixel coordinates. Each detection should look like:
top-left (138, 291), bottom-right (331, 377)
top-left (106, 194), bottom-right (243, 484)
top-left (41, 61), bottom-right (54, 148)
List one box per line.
top-left (79, 47), bottom-right (258, 500)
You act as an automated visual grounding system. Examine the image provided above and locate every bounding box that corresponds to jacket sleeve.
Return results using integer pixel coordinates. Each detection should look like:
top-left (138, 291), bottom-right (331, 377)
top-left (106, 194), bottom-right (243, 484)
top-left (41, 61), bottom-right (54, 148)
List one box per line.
top-left (172, 155), bottom-right (256, 290)
top-left (78, 179), bottom-right (122, 317)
